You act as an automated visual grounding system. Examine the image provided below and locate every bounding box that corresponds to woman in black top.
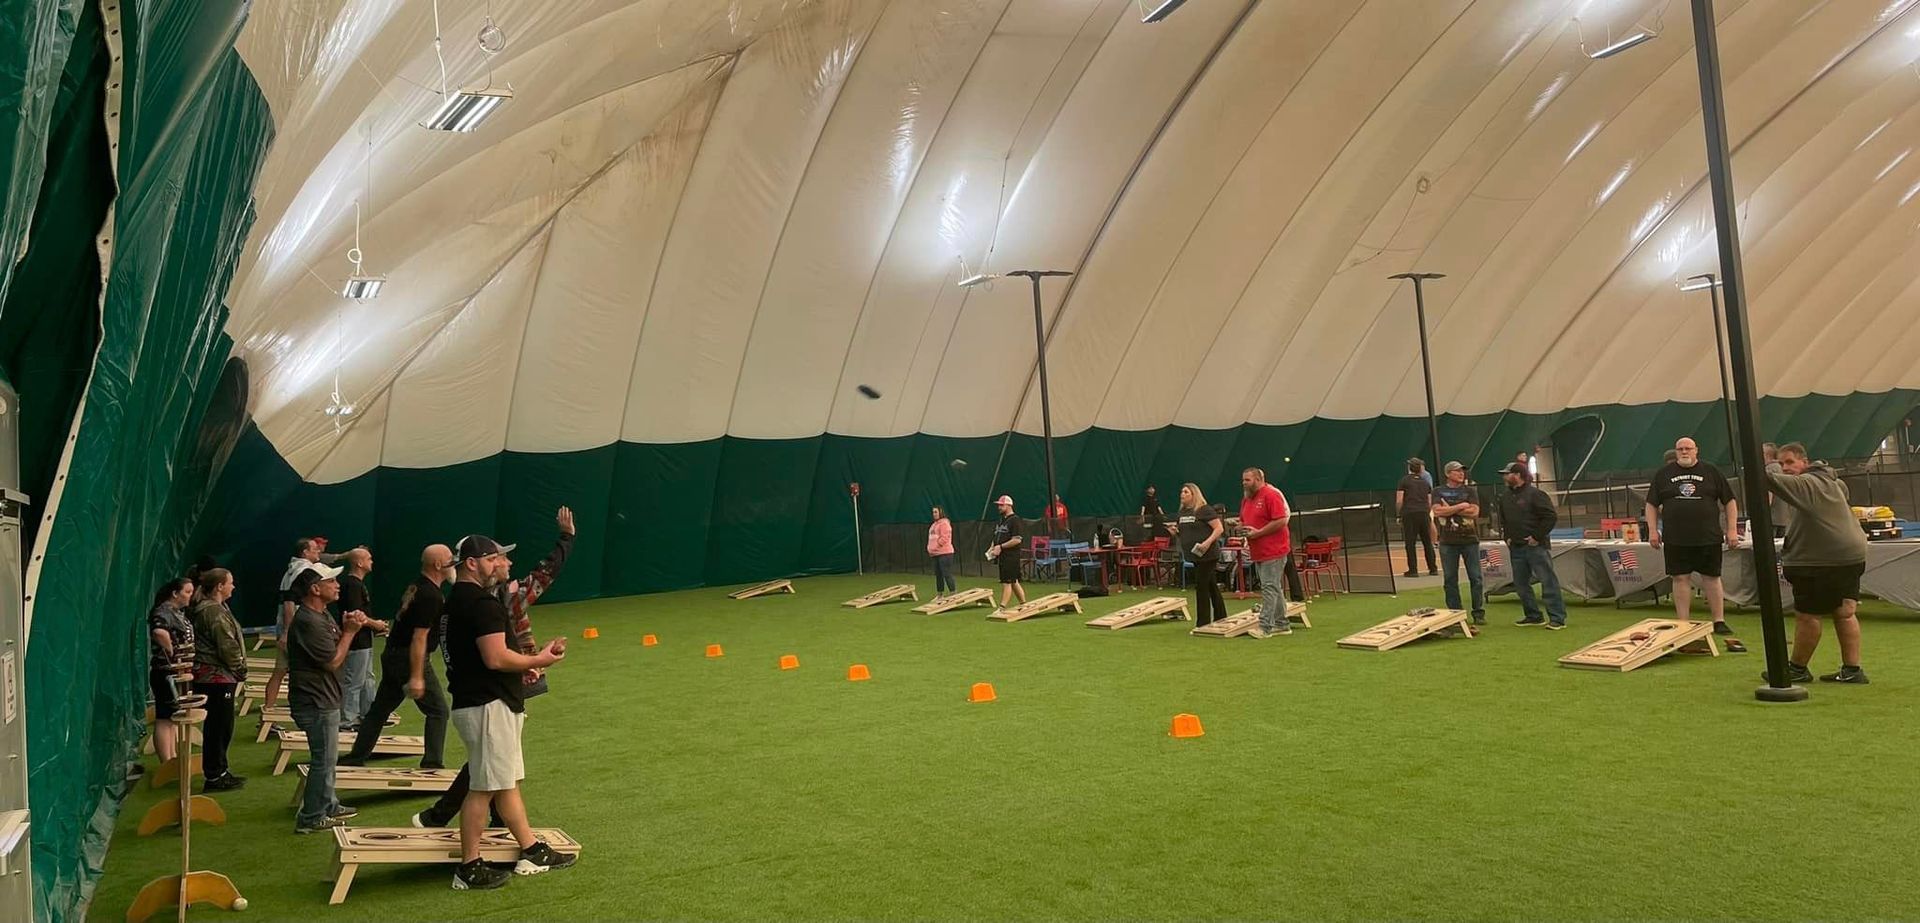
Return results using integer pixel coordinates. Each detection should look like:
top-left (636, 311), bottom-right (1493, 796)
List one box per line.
top-left (1167, 483), bottom-right (1226, 626)
top-left (148, 578), bottom-right (195, 764)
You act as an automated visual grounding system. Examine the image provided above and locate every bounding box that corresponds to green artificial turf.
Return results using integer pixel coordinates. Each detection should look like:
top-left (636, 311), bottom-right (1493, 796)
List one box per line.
top-left (89, 575), bottom-right (1920, 921)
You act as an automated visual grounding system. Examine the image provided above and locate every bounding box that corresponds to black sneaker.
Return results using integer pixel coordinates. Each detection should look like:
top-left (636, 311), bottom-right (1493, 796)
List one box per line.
top-left (514, 842), bottom-right (577, 875)
top-left (294, 816), bottom-right (347, 835)
top-left (1818, 666), bottom-right (1869, 685)
top-left (453, 859), bottom-right (511, 891)
top-left (336, 756), bottom-right (365, 768)
top-left (1761, 663), bottom-right (1815, 684)
top-left (1544, 622), bottom-right (1567, 631)
top-left (1402, 571), bottom-right (1419, 578)
top-left (1427, 570), bottom-right (1439, 577)
top-left (328, 804), bottom-right (359, 820)
top-left (1471, 616), bottom-right (1487, 626)
top-left (1514, 617), bottom-right (1546, 626)
top-left (203, 774), bottom-right (245, 792)
top-left (1713, 621), bottom-right (1732, 635)
top-left (410, 811), bottom-right (449, 829)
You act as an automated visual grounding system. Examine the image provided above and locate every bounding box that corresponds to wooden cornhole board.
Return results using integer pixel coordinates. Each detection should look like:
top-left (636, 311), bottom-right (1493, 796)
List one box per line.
top-left (244, 656), bottom-right (275, 673)
top-left (328, 826), bottom-right (581, 904)
top-left (1337, 607), bottom-right (1473, 651)
top-left (274, 732), bottom-right (424, 775)
top-left (842, 584), bottom-right (919, 609)
top-left (986, 592), bottom-right (1083, 622)
top-left (1085, 596), bottom-right (1189, 630)
top-left (913, 587), bottom-right (994, 614)
top-left (236, 680), bottom-right (268, 717)
top-left (729, 579), bottom-right (794, 600)
top-left (292, 766), bottom-right (460, 807)
top-left (1190, 602), bottom-right (1308, 637)
top-left (1558, 618), bottom-right (1719, 672)
top-left (258, 707), bottom-right (397, 744)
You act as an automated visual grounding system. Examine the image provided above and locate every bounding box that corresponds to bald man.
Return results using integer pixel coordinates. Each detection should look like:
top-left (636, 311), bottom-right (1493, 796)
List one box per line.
top-left (342, 544), bottom-right (454, 768)
top-left (1646, 437), bottom-right (1738, 633)
top-left (336, 547), bottom-right (389, 730)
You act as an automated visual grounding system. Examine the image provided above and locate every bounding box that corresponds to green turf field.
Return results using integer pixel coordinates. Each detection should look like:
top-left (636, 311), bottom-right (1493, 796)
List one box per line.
top-left (90, 575), bottom-right (1920, 921)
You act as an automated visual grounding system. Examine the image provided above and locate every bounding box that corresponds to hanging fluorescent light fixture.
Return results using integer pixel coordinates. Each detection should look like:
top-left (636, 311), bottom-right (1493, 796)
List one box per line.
top-left (1585, 29), bottom-right (1657, 59)
top-left (1140, 0), bottom-right (1189, 23)
top-left (1678, 274), bottom-right (1720, 292)
top-left (957, 273), bottom-right (997, 288)
top-left (422, 87), bottom-right (512, 132)
top-left (342, 274), bottom-right (386, 301)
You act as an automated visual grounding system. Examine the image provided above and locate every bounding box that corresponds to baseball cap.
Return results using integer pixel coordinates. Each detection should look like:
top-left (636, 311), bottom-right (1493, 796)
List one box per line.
top-left (290, 562), bottom-right (343, 596)
top-left (1444, 461), bottom-right (1464, 472)
top-left (455, 535), bottom-right (516, 561)
top-left (995, 495), bottom-right (1014, 507)
top-left (1501, 461), bottom-right (1530, 476)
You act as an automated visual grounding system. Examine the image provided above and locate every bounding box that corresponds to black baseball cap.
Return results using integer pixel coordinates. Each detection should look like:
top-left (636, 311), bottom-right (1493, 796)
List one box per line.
top-left (1501, 461), bottom-right (1530, 476)
top-left (455, 535), bottom-right (516, 561)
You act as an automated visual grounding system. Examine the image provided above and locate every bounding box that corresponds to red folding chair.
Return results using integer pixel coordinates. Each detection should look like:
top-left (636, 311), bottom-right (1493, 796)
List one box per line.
top-left (1297, 539), bottom-right (1345, 595)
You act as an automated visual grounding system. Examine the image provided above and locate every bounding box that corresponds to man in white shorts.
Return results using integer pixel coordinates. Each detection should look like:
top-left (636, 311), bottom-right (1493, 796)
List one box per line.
top-left (442, 534), bottom-right (571, 891)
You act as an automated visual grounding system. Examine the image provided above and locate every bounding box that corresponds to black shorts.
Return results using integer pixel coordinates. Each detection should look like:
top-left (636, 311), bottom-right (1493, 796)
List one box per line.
top-left (1662, 543), bottom-right (1723, 577)
top-left (150, 669), bottom-right (180, 720)
top-left (997, 550), bottom-right (1022, 584)
top-left (1784, 563), bottom-right (1864, 616)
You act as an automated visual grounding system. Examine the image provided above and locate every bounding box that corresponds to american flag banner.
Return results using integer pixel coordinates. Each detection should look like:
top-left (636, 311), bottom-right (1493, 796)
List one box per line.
top-left (1609, 548), bottom-right (1639, 574)
top-left (1481, 546), bottom-right (1506, 574)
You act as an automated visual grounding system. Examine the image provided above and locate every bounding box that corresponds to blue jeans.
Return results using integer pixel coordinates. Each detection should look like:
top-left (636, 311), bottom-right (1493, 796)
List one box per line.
top-left (932, 553), bottom-right (956, 594)
top-left (1509, 543), bottom-right (1567, 625)
top-left (1438, 543), bottom-right (1484, 620)
top-left (1255, 558), bottom-right (1289, 632)
top-left (341, 648), bottom-right (374, 727)
top-left (291, 701), bottom-right (342, 829)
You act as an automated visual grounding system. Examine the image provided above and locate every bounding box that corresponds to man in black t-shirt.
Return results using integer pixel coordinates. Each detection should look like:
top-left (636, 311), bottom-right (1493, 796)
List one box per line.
top-left (444, 535), bottom-right (571, 892)
top-left (342, 544), bottom-right (453, 768)
top-left (1396, 459), bottom-right (1438, 577)
top-left (335, 548), bottom-right (388, 731)
top-left (986, 495), bottom-right (1026, 613)
top-left (1645, 437), bottom-right (1739, 634)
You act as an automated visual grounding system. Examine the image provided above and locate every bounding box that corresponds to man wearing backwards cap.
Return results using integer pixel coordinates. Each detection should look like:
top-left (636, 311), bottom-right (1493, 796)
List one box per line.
top-left (1496, 461), bottom-right (1567, 629)
top-left (443, 535), bottom-right (572, 891)
top-left (286, 562), bottom-right (369, 834)
top-left (987, 496), bottom-right (1026, 613)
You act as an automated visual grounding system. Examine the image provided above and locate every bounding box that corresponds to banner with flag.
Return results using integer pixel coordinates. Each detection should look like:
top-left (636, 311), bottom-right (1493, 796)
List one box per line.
top-left (1481, 545), bottom-right (1506, 579)
top-left (1609, 548), bottom-right (1639, 576)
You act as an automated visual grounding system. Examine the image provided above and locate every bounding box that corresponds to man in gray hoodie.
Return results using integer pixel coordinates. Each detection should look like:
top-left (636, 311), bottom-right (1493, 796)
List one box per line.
top-left (1766, 443), bottom-right (1870, 684)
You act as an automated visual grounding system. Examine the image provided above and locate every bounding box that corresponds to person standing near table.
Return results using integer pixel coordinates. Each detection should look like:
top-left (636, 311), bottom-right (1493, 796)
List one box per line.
top-left (1169, 483), bottom-right (1225, 626)
top-left (1766, 443), bottom-right (1871, 684)
top-left (1497, 461), bottom-right (1567, 629)
top-left (1240, 467), bottom-right (1293, 638)
top-left (1645, 437), bottom-right (1738, 635)
top-left (987, 496), bottom-right (1026, 612)
top-left (928, 506), bottom-right (957, 595)
top-left (1045, 494), bottom-right (1069, 536)
top-left (1431, 461), bottom-right (1485, 625)
top-left (1139, 485), bottom-right (1165, 538)
top-left (189, 568), bottom-right (247, 791)
top-left (147, 578), bottom-right (195, 765)
top-left (1397, 459), bottom-right (1438, 578)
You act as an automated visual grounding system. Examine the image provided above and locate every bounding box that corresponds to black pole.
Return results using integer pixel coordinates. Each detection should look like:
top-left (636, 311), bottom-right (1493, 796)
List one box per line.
top-left (1707, 280), bottom-right (1739, 475)
top-left (1689, 0), bottom-right (1803, 702)
top-left (1390, 272), bottom-right (1446, 467)
top-left (1011, 270), bottom-right (1071, 542)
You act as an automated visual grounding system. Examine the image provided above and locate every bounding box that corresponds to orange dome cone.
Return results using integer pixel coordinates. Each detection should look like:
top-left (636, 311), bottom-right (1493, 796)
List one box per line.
top-left (642, 634), bottom-right (658, 647)
top-left (705, 644), bottom-right (723, 658)
top-left (778, 654), bottom-right (799, 670)
top-left (968, 682), bottom-right (996, 703)
top-left (1170, 713), bottom-right (1204, 739)
top-left (582, 627), bottom-right (599, 639)
top-left (846, 664), bottom-right (871, 681)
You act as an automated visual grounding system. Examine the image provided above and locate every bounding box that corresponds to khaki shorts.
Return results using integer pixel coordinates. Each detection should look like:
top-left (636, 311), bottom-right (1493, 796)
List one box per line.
top-left (451, 700), bottom-right (525, 791)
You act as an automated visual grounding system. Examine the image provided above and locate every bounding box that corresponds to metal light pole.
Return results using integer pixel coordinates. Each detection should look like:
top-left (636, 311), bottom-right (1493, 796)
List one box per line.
top-left (1688, 0), bottom-right (1802, 702)
top-left (1681, 273), bottom-right (1739, 474)
top-left (960, 269), bottom-right (1075, 541)
top-left (1389, 272), bottom-right (1446, 469)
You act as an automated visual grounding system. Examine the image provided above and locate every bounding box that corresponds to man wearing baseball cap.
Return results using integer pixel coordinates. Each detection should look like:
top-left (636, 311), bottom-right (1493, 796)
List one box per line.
top-left (443, 535), bottom-right (572, 891)
top-left (1430, 461), bottom-right (1485, 625)
top-left (1496, 461), bottom-right (1567, 629)
top-left (987, 496), bottom-right (1026, 613)
top-left (286, 563), bottom-right (369, 833)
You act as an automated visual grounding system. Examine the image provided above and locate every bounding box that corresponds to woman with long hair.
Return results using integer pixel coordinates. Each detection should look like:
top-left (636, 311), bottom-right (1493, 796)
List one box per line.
top-left (1168, 483), bottom-right (1226, 626)
top-left (928, 506), bottom-right (957, 595)
top-left (147, 578), bottom-right (195, 764)
top-left (188, 568), bottom-right (248, 790)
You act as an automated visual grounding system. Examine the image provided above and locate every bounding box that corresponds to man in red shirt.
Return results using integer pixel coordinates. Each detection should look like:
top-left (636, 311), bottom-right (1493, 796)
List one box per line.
top-left (1239, 467), bottom-right (1293, 638)
top-left (1045, 495), bottom-right (1069, 536)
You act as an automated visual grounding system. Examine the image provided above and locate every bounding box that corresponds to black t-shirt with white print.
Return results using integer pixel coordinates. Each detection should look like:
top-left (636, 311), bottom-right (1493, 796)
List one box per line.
top-left (1645, 461), bottom-right (1735, 546)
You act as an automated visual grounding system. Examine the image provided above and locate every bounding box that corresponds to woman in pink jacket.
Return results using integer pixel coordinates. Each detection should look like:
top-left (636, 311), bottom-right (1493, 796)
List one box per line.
top-left (927, 506), bottom-right (957, 595)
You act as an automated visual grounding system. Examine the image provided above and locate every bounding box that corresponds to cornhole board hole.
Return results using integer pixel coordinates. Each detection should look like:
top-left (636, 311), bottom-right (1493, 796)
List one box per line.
top-left (274, 732), bottom-right (424, 776)
top-left (1085, 596), bottom-right (1189, 630)
top-left (729, 579), bottom-right (794, 600)
top-left (1558, 618), bottom-right (1719, 672)
top-left (986, 592), bottom-right (1083, 622)
top-left (293, 766), bottom-right (461, 807)
top-left (913, 587), bottom-right (994, 614)
top-left (258, 707), bottom-right (397, 744)
top-left (1190, 602), bottom-right (1309, 637)
top-left (328, 826), bottom-right (581, 905)
top-left (842, 584), bottom-right (919, 609)
top-left (1337, 608), bottom-right (1474, 651)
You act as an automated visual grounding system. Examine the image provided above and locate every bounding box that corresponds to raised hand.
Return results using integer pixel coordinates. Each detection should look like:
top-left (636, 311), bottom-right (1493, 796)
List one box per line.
top-left (556, 506), bottom-right (576, 535)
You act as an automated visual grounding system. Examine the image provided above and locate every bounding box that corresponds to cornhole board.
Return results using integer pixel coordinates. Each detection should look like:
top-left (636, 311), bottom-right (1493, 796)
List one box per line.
top-left (1558, 618), bottom-right (1719, 672)
top-left (1336, 608), bottom-right (1474, 651)
top-left (244, 656), bottom-right (275, 673)
top-left (842, 584), bottom-right (919, 609)
top-left (292, 766), bottom-right (460, 807)
top-left (235, 680), bottom-right (269, 717)
top-left (1085, 596), bottom-right (1189, 630)
top-left (913, 588), bottom-right (994, 614)
top-left (729, 579), bottom-right (794, 600)
top-left (274, 732), bottom-right (424, 775)
top-left (257, 707), bottom-right (397, 744)
top-left (329, 826), bottom-right (581, 904)
top-left (1190, 602), bottom-right (1309, 637)
top-left (986, 592), bottom-right (1083, 622)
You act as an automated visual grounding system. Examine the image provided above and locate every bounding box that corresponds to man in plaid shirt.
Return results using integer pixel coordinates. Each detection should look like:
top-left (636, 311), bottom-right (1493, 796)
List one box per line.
top-left (415, 506), bottom-right (575, 828)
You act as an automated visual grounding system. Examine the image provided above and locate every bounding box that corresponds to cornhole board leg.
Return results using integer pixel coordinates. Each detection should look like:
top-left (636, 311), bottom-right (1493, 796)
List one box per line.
top-left (329, 861), bottom-right (358, 905)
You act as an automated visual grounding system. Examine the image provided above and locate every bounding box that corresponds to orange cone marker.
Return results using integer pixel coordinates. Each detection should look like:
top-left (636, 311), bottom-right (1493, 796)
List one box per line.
top-left (968, 682), bottom-right (996, 703)
top-left (1170, 713), bottom-right (1204, 739)
top-left (779, 654), bottom-right (799, 671)
top-left (705, 644), bottom-right (724, 658)
top-left (642, 634), bottom-right (658, 647)
top-left (846, 664), bottom-right (871, 681)
top-left (582, 627), bottom-right (600, 639)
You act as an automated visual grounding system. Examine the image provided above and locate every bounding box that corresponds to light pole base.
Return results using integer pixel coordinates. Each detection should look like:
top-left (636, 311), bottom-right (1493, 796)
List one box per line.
top-left (1754, 684), bottom-right (1809, 703)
